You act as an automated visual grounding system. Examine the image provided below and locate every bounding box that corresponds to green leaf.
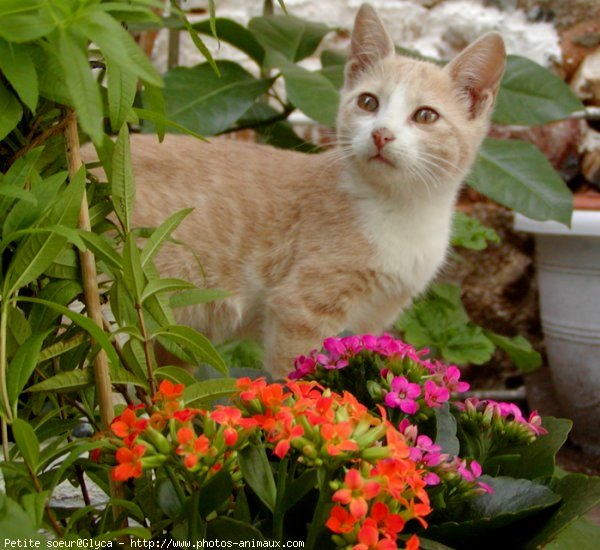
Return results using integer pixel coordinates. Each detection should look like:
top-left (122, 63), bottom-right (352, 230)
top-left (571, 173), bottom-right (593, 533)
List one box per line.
top-left (183, 378), bottom-right (238, 406)
top-left (161, 61), bottom-right (272, 136)
top-left (107, 59), bottom-right (137, 133)
top-left (494, 55), bottom-right (583, 125)
top-left (526, 475), bottom-right (600, 549)
top-left (123, 233), bottom-right (145, 302)
top-left (0, 39), bottom-right (38, 110)
top-left (248, 14), bottom-right (330, 62)
top-left (12, 418), bottom-right (40, 472)
top-left (0, 493), bottom-right (46, 542)
top-left (170, 288), bottom-right (229, 309)
top-left (238, 441), bottom-right (277, 513)
top-left (266, 50), bottom-right (339, 127)
top-left (140, 208), bottom-right (193, 267)
top-left (193, 18), bottom-right (265, 64)
top-left (111, 124), bottom-right (136, 232)
top-left (451, 211), bottom-right (500, 250)
top-left (0, 11), bottom-right (55, 42)
top-left (79, 9), bottom-right (162, 87)
top-left (135, 108), bottom-right (206, 140)
top-left (484, 331), bottom-right (542, 373)
top-left (143, 81), bottom-right (167, 141)
top-left (29, 279), bottom-right (83, 333)
top-left (155, 325), bottom-right (228, 375)
top-left (141, 278), bottom-right (195, 304)
top-left (206, 517), bottom-right (265, 542)
top-left (7, 332), bottom-right (48, 414)
top-left (5, 306), bottom-right (31, 359)
top-left (468, 138), bottom-right (573, 226)
top-left (17, 297), bottom-right (121, 369)
top-left (7, 167), bottom-right (85, 294)
top-left (21, 491), bottom-right (50, 529)
top-left (39, 334), bottom-right (88, 362)
top-left (498, 417), bottom-right (571, 480)
top-left (198, 470), bottom-right (234, 518)
top-left (157, 478), bottom-right (183, 519)
top-left (155, 366), bottom-right (197, 387)
top-left (57, 30), bottom-right (103, 144)
top-left (0, 81), bottom-right (23, 140)
top-left (281, 468), bottom-right (318, 512)
top-left (77, 230), bottom-right (123, 273)
top-left (546, 517), bottom-right (600, 550)
top-left (435, 404), bottom-right (460, 456)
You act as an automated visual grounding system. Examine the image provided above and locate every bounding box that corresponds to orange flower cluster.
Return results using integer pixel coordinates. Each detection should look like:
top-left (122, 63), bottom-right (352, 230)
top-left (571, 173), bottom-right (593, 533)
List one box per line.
top-left (107, 378), bottom-right (430, 548)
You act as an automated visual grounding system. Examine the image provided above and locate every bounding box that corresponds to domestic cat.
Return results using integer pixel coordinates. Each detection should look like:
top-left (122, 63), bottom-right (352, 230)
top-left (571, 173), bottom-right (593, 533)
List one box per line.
top-left (127, 4), bottom-right (505, 378)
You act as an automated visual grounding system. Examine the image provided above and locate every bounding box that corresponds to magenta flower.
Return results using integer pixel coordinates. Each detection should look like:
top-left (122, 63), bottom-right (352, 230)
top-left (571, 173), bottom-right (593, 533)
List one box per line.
top-left (384, 376), bottom-right (420, 414)
top-left (424, 381), bottom-right (451, 408)
top-left (290, 354), bottom-right (317, 379)
top-left (439, 365), bottom-right (470, 393)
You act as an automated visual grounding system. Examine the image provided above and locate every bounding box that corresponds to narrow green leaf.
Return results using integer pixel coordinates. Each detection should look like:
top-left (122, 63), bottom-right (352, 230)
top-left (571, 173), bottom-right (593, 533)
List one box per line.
top-left (0, 184), bottom-right (37, 203)
top-left (140, 208), bottom-right (193, 267)
top-left (248, 14), bottom-right (330, 62)
top-left (0, 12), bottom-right (55, 42)
top-left (21, 491), bottom-right (49, 529)
top-left (7, 167), bottom-right (85, 294)
top-left (12, 418), bottom-right (40, 472)
top-left (5, 306), bottom-right (31, 359)
top-left (107, 59), bottom-right (137, 133)
top-left (141, 278), bottom-right (195, 304)
top-left (17, 297), bottom-right (120, 369)
top-left (123, 233), bottom-right (145, 302)
top-left (206, 517), bottom-right (265, 543)
top-left (7, 332), bottom-right (48, 413)
top-left (79, 10), bottom-right (162, 87)
top-left (0, 81), bottom-right (23, 140)
top-left (0, 493), bottom-right (45, 542)
top-left (154, 325), bottom-right (228, 375)
top-left (182, 378), bottom-right (238, 406)
top-left (207, 0), bottom-right (217, 38)
top-left (170, 288), bottom-right (229, 309)
top-left (281, 468), bottom-right (318, 512)
top-left (57, 30), bottom-right (103, 144)
top-left (238, 442), bottom-right (277, 513)
top-left (39, 334), bottom-right (88, 362)
top-left (77, 230), bottom-right (123, 273)
top-left (111, 124), bottom-right (136, 232)
top-left (135, 108), bottom-right (206, 140)
top-left (143, 82), bottom-right (167, 141)
top-left (468, 138), bottom-right (573, 226)
top-left (0, 39), bottom-right (38, 110)
top-left (494, 55), bottom-right (583, 125)
top-left (30, 280), bottom-right (83, 333)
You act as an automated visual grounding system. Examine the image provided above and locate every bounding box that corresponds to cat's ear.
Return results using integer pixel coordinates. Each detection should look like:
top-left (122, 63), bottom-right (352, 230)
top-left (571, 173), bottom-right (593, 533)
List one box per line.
top-left (345, 3), bottom-right (395, 87)
top-left (445, 32), bottom-right (506, 119)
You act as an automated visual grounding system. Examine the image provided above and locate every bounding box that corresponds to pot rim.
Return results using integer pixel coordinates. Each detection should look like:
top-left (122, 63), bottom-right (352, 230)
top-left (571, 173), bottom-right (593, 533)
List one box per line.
top-left (514, 210), bottom-right (600, 236)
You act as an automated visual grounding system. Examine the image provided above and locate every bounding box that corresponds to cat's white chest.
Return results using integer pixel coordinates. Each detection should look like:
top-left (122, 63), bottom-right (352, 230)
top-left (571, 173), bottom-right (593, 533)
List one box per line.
top-left (354, 192), bottom-right (453, 295)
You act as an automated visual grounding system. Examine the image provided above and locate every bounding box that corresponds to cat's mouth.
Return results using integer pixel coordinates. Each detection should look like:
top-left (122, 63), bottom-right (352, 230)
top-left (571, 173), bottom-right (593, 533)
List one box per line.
top-left (370, 153), bottom-right (395, 167)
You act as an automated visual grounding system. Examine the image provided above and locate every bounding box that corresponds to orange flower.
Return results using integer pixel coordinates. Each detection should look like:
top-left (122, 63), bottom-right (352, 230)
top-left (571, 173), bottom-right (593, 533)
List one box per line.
top-left (333, 469), bottom-right (381, 518)
top-left (353, 519), bottom-right (397, 550)
top-left (176, 427), bottom-right (210, 469)
top-left (326, 505), bottom-right (358, 534)
top-left (154, 380), bottom-right (185, 401)
top-left (321, 421), bottom-right (359, 456)
top-left (405, 535), bottom-right (420, 550)
top-left (211, 406), bottom-right (257, 446)
top-left (111, 406), bottom-right (148, 446)
top-left (112, 444), bottom-right (146, 481)
top-left (236, 377), bottom-right (267, 401)
top-left (368, 502), bottom-right (405, 538)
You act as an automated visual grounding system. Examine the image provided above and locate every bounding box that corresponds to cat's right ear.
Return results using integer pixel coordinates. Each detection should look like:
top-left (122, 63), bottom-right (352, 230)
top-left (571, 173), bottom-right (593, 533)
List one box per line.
top-left (345, 3), bottom-right (395, 87)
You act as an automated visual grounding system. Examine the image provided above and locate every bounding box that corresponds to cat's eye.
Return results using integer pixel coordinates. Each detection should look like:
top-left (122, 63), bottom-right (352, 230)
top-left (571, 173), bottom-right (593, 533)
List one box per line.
top-left (357, 93), bottom-right (379, 113)
top-left (412, 107), bottom-right (440, 124)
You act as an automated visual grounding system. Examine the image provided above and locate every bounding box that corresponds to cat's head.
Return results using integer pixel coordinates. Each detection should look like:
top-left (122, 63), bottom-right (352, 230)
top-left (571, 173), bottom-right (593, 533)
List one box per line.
top-left (337, 4), bottom-right (505, 199)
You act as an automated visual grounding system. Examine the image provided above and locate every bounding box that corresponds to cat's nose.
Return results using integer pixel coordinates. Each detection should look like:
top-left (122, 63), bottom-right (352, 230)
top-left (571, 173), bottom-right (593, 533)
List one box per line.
top-left (372, 128), bottom-right (395, 150)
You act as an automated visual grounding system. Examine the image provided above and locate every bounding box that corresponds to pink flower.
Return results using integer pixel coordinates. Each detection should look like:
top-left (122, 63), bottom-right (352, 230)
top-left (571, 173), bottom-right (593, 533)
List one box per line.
top-left (384, 377), bottom-right (420, 415)
top-left (423, 381), bottom-right (450, 408)
top-left (439, 365), bottom-right (470, 393)
top-left (290, 354), bottom-right (317, 379)
top-left (526, 411), bottom-right (547, 436)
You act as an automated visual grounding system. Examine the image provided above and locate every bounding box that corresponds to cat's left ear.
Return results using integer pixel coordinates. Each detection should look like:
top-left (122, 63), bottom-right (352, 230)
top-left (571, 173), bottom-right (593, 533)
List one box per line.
top-left (345, 4), bottom-right (395, 87)
top-left (445, 32), bottom-right (506, 119)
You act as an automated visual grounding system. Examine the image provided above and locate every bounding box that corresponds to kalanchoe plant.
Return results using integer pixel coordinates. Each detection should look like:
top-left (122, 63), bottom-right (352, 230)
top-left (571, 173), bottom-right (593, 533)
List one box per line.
top-left (289, 334), bottom-right (600, 548)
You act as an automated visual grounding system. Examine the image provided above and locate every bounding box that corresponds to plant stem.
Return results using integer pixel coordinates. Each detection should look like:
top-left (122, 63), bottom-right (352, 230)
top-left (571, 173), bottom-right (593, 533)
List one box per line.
top-left (305, 469), bottom-right (334, 550)
top-left (136, 303), bottom-right (156, 398)
top-left (0, 298), bottom-right (13, 460)
top-left (164, 463), bottom-right (187, 506)
top-left (63, 109), bottom-right (125, 524)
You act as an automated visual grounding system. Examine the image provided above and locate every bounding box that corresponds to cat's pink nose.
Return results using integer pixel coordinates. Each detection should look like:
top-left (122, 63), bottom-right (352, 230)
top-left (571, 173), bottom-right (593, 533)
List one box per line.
top-left (372, 128), bottom-right (395, 150)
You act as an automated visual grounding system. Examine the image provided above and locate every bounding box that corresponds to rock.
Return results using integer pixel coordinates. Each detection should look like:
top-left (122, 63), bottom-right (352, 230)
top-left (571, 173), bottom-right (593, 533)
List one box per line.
top-left (560, 19), bottom-right (600, 80)
top-left (570, 46), bottom-right (600, 103)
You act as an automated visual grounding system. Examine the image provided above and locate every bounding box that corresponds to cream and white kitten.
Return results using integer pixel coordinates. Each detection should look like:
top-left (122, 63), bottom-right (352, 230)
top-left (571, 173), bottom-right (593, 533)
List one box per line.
top-left (127, 4), bottom-right (505, 377)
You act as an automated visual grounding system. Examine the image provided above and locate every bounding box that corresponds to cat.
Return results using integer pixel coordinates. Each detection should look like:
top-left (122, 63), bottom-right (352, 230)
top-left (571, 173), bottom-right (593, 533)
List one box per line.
top-left (126, 3), bottom-right (505, 378)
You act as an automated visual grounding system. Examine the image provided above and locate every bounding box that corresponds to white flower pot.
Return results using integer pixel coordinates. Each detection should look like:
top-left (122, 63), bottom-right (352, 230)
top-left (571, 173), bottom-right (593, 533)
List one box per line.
top-left (514, 211), bottom-right (600, 455)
